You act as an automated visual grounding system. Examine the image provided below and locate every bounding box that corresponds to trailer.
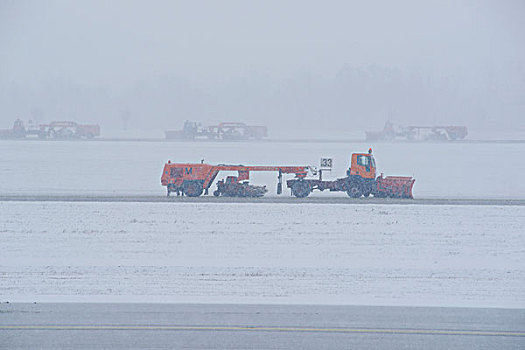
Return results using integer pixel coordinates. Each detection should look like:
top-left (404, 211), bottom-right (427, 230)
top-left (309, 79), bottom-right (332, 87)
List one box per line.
top-left (161, 162), bottom-right (311, 197)
top-left (38, 121), bottom-right (100, 139)
top-left (207, 122), bottom-right (268, 140)
top-left (366, 121), bottom-right (468, 142)
top-left (165, 121), bottom-right (268, 140)
top-left (161, 149), bottom-right (415, 198)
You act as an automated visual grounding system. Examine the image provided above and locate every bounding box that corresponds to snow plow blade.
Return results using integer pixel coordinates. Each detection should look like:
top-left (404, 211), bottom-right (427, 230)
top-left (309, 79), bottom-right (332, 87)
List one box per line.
top-left (376, 175), bottom-right (415, 199)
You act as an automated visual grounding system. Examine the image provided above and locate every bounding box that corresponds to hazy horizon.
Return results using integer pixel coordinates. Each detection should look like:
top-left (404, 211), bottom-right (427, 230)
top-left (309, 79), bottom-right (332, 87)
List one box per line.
top-left (1, 0), bottom-right (524, 133)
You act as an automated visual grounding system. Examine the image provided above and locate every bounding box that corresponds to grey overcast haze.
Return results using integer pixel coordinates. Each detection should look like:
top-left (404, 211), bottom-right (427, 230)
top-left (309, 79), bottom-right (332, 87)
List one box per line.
top-left (1, 0), bottom-right (524, 133)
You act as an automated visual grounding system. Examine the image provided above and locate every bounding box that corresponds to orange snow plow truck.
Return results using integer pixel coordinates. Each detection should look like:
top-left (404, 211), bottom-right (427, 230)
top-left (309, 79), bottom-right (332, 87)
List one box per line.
top-left (161, 149), bottom-right (415, 198)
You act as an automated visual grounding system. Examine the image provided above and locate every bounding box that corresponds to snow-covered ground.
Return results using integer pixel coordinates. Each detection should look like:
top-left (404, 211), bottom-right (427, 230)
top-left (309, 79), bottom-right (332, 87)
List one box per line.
top-left (0, 140), bottom-right (524, 199)
top-left (1, 140), bottom-right (524, 307)
top-left (1, 201), bottom-right (523, 308)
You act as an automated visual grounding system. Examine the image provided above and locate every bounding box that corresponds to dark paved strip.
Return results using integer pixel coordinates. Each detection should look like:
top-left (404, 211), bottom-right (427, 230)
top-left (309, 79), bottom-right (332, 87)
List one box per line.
top-left (1, 304), bottom-right (524, 349)
top-left (1, 195), bottom-right (524, 206)
top-left (1, 137), bottom-right (525, 144)
top-left (2, 325), bottom-right (524, 337)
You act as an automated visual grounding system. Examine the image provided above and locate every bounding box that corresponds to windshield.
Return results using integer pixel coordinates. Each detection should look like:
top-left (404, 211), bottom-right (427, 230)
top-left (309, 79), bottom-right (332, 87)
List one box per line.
top-left (357, 155), bottom-right (371, 166)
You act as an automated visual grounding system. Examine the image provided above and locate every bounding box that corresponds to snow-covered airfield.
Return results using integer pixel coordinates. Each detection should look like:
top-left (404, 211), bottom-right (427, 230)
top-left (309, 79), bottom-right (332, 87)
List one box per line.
top-left (1, 139), bottom-right (524, 307)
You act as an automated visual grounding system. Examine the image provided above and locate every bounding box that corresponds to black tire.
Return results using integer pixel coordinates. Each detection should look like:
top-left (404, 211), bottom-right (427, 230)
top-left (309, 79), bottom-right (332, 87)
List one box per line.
top-left (213, 190), bottom-right (220, 197)
top-left (400, 185), bottom-right (410, 199)
top-left (167, 185), bottom-right (174, 197)
top-left (346, 183), bottom-right (363, 198)
top-left (183, 181), bottom-right (203, 197)
top-left (362, 191), bottom-right (370, 198)
top-left (291, 180), bottom-right (311, 198)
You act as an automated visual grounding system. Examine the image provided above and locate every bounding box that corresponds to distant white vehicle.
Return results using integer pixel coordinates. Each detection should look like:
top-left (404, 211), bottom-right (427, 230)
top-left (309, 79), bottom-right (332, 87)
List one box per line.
top-left (366, 121), bottom-right (468, 142)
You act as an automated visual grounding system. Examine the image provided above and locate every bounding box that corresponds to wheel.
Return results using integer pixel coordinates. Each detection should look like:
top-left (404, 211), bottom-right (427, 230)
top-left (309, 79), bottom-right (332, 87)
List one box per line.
top-left (291, 180), bottom-right (311, 198)
top-left (362, 183), bottom-right (373, 197)
top-left (346, 183), bottom-right (362, 198)
top-left (213, 190), bottom-right (220, 197)
top-left (183, 181), bottom-right (203, 197)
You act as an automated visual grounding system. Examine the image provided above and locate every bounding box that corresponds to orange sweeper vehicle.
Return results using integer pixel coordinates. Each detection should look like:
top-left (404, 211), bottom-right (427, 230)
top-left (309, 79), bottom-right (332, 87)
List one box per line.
top-left (160, 149), bottom-right (415, 198)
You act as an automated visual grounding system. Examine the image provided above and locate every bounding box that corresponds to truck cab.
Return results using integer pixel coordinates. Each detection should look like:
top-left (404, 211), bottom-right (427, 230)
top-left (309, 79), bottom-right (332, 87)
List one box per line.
top-left (348, 149), bottom-right (376, 180)
top-left (342, 149), bottom-right (377, 198)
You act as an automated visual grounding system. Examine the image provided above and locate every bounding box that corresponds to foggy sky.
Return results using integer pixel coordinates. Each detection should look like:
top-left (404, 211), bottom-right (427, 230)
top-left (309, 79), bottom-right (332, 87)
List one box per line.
top-left (1, 0), bottom-right (524, 131)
